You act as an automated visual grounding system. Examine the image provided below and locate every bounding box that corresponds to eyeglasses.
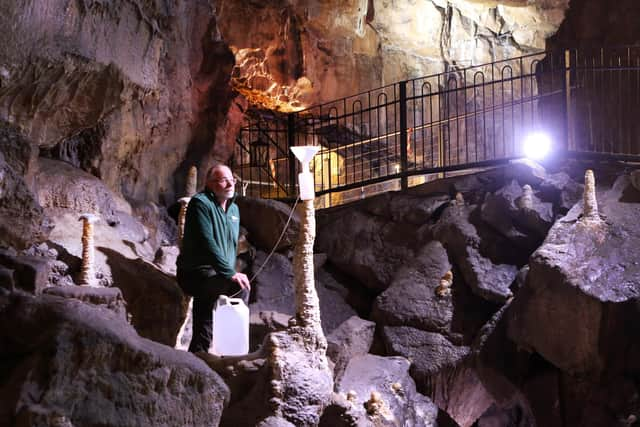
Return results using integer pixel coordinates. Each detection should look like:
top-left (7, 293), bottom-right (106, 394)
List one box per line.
top-left (214, 177), bottom-right (237, 185)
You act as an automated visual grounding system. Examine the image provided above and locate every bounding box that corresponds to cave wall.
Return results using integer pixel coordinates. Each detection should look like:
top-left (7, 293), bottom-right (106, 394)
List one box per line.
top-left (0, 0), bottom-right (239, 204)
top-left (549, 0), bottom-right (640, 48)
top-left (1, 0), bottom-right (638, 211)
top-left (216, 0), bottom-right (569, 111)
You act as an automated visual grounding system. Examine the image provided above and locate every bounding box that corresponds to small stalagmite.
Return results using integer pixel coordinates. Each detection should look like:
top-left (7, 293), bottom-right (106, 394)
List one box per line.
top-left (78, 213), bottom-right (100, 287)
top-left (177, 197), bottom-right (191, 247)
top-left (583, 169), bottom-right (599, 222)
top-left (185, 166), bottom-right (198, 197)
top-left (518, 184), bottom-right (533, 209)
top-left (436, 270), bottom-right (453, 297)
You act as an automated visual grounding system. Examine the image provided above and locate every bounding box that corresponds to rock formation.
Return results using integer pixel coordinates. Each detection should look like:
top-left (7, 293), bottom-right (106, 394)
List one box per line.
top-left (1, 1), bottom-right (640, 426)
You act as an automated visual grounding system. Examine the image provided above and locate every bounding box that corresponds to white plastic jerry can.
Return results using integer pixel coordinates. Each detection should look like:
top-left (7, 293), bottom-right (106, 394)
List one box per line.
top-left (212, 295), bottom-right (249, 356)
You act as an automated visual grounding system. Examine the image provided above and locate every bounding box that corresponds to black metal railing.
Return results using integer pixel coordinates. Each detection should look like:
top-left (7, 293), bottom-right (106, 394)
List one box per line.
top-left (233, 46), bottom-right (640, 207)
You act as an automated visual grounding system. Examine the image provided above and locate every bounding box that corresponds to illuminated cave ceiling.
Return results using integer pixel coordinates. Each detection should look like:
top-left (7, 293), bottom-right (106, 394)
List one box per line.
top-left (216, 0), bottom-right (569, 112)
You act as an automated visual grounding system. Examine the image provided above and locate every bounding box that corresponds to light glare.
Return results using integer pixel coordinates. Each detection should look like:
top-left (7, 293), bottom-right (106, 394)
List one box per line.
top-left (523, 132), bottom-right (551, 160)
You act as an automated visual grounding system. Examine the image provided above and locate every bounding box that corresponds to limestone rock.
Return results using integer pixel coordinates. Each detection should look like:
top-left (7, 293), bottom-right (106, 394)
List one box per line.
top-left (100, 249), bottom-right (189, 347)
top-left (0, 153), bottom-right (51, 250)
top-left (480, 179), bottom-right (554, 256)
top-left (372, 241), bottom-right (453, 333)
top-left (538, 171), bottom-right (584, 213)
top-left (434, 203), bottom-right (517, 303)
top-left (43, 285), bottom-right (128, 321)
top-left (335, 354), bottom-right (438, 427)
top-left (130, 200), bottom-right (179, 250)
top-left (36, 158), bottom-right (119, 225)
top-left (326, 316), bottom-right (376, 384)
top-left (249, 251), bottom-right (356, 336)
top-left (360, 192), bottom-right (451, 226)
top-left (316, 209), bottom-right (418, 291)
top-left (0, 292), bottom-right (229, 427)
top-left (267, 328), bottom-right (333, 426)
top-left (0, 0), bottom-right (239, 204)
top-left (507, 174), bottom-right (640, 375)
top-left (0, 249), bottom-right (51, 295)
top-left (236, 197), bottom-right (300, 252)
top-left (216, 0), bottom-right (568, 109)
top-left (382, 326), bottom-right (494, 427)
top-left (153, 245), bottom-right (180, 276)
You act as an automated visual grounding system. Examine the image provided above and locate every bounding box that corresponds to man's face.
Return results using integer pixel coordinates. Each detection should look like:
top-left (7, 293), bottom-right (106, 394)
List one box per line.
top-left (208, 166), bottom-right (236, 201)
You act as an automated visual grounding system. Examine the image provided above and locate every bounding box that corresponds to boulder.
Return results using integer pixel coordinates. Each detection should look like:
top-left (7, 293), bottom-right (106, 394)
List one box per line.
top-left (0, 292), bottom-right (229, 427)
top-left (408, 160), bottom-right (547, 202)
top-left (43, 285), bottom-right (128, 321)
top-left (335, 354), bottom-right (438, 427)
top-left (382, 326), bottom-right (494, 427)
top-left (507, 174), bottom-right (640, 375)
top-left (101, 248), bottom-right (189, 347)
top-left (130, 199), bottom-right (179, 249)
top-left (0, 249), bottom-right (51, 295)
top-left (250, 251), bottom-right (357, 336)
top-left (360, 192), bottom-right (450, 225)
top-left (479, 179), bottom-right (553, 255)
top-left (21, 242), bottom-right (76, 287)
top-left (433, 203), bottom-right (517, 303)
top-left (316, 209), bottom-right (419, 291)
top-left (372, 241), bottom-right (498, 345)
top-left (372, 241), bottom-right (453, 334)
top-left (154, 245), bottom-right (180, 276)
top-left (326, 316), bottom-right (376, 383)
top-left (236, 197), bottom-right (299, 252)
top-left (538, 171), bottom-right (583, 213)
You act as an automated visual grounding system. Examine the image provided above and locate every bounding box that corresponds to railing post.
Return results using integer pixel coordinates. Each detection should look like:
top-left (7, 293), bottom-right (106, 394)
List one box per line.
top-left (564, 49), bottom-right (574, 153)
top-left (287, 113), bottom-right (297, 198)
top-left (399, 81), bottom-right (408, 190)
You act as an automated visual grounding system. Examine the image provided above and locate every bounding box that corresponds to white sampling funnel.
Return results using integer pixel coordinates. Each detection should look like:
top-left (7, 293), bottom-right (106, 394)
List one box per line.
top-left (290, 146), bottom-right (320, 200)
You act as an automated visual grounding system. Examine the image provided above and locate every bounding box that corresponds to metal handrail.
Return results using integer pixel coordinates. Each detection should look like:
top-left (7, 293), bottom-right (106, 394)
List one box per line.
top-left (234, 45), bottom-right (640, 207)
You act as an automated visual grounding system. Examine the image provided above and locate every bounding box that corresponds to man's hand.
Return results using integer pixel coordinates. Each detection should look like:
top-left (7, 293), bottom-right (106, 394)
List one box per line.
top-left (231, 272), bottom-right (251, 290)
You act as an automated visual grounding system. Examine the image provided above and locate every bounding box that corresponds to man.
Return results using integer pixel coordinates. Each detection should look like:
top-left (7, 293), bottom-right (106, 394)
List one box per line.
top-left (177, 164), bottom-right (251, 353)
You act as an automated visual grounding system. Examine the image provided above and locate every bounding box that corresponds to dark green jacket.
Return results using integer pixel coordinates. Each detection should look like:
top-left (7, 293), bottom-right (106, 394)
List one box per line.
top-left (177, 190), bottom-right (240, 278)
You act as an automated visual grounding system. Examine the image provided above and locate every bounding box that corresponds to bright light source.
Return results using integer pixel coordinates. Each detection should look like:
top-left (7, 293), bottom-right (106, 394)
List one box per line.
top-left (523, 132), bottom-right (551, 160)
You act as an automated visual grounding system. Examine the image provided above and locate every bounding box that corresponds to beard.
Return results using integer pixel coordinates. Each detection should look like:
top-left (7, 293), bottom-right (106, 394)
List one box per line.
top-left (215, 188), bottom-right (235, 200)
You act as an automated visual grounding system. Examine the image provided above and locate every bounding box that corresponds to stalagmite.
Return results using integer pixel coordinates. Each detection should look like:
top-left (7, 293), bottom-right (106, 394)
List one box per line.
top-left (177, 197), bottom-right (190, 248)
top-left (519, 184), bottom-right (533, 209)
top-left (78, 213), bottom-right (100, 287)
top-left (436, 270), bottom-right (453, 297)
top-left (185, 166), bottom-right (198, 197)
top-left (454, 192), bottom-right (465, 206)
top-left (293, 199), bottom-right (326, 345)
top-left (583, 169), bottom-right (599, 221)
